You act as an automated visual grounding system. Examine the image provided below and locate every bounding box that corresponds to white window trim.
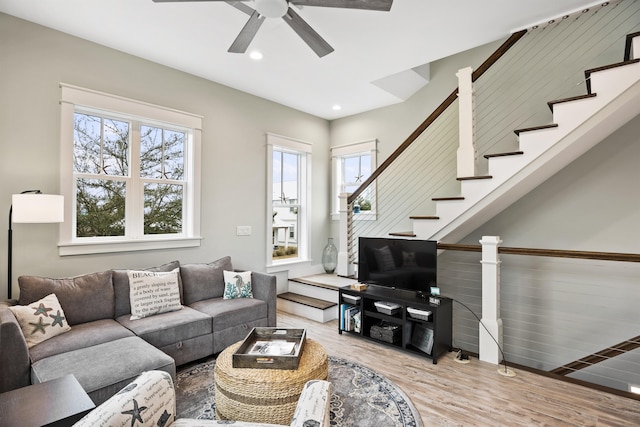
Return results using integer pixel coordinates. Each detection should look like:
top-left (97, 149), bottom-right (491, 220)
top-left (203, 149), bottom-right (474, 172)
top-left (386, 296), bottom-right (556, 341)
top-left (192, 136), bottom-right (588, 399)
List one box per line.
top-left (331, 139), bottom-right (377, 221)
top-left (59, 83), bottom-right (203, 256)
top-left (266, 133), bottom-right (312, 269)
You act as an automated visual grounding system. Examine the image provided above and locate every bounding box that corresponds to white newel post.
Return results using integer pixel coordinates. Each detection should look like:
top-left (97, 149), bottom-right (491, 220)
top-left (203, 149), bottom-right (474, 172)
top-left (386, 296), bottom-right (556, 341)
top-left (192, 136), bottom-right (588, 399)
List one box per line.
top-left (337, 193), bottom-right (354, 277)
top-left (479, 235), bottom-right (503, 365)
top-left (456, 66), bottom-right (477, 177)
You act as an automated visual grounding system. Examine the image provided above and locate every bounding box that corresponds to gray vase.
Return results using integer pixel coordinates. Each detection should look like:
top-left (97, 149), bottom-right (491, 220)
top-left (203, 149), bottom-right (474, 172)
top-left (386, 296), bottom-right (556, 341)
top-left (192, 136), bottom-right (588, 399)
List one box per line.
top-left (322, 237), bottom-right (338, 273)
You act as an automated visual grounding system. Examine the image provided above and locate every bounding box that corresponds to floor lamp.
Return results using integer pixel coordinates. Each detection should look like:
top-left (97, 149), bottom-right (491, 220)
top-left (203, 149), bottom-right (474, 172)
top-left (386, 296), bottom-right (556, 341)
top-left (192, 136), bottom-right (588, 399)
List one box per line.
top-left (7, 190), bottom-right (64, 300)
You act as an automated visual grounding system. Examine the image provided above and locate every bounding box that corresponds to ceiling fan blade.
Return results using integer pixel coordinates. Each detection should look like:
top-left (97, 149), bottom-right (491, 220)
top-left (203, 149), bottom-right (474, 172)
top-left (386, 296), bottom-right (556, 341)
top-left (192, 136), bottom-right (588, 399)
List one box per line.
top-left (290, 0), bottom-right (393, 12)
top-left (225, 1), bottom-right (254, 16)
top-left (152, 0), bottom-right (230, 2)
top-left (228, 10), bottom-right (265, 53)
top-left (283, 7), bottom-right (334, 57)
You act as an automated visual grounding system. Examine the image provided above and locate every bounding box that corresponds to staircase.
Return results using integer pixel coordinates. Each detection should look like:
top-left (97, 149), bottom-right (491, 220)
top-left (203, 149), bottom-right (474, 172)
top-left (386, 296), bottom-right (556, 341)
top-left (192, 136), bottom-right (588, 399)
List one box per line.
top-left (277, 274), bottom-right (354, 323)
top-left (408, 33), bottom-right (640, 242)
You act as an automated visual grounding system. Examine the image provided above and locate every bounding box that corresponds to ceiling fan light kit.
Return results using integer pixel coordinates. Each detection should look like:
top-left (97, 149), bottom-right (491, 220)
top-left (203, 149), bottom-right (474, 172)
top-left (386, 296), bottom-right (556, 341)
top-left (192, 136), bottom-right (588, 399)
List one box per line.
top-left (152, 0), bottom-right (393, 57)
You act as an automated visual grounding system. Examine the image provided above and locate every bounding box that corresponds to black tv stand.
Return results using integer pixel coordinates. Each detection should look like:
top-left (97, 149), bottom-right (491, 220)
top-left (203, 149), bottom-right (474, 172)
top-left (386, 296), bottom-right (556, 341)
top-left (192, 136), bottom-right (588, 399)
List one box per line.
top-left (338, 284), bottom-right (452, 364)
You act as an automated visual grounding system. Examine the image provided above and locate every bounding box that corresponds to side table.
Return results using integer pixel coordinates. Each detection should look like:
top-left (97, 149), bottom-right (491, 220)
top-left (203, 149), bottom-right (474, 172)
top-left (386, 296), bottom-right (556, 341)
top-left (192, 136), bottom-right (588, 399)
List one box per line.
top-left (215, 338), bottom-right (328, 425)
top-left (0, 375), bottom-right (95, 427)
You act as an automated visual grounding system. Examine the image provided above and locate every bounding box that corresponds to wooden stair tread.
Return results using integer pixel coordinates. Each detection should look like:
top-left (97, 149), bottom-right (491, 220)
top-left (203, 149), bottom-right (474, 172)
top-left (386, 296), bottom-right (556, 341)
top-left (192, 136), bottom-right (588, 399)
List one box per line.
top-left (410, 215), bottom-right (439, 220)
top-left (432, 196), bottom-right (465, 201)
top-left (389, 231), bottom-right (416, 237)
top-left (277, 292), bottom-right (336, 310)
top-left (289, 275), bottom-right (352, 290)
top-left (484, 151), bottom-right (524, 159)
top-left (547, 93), bottom-right (597, 111)
top-left (457, 175), bottom-right (492, 181)
top-left (514, 124), bottom-right (558, 136)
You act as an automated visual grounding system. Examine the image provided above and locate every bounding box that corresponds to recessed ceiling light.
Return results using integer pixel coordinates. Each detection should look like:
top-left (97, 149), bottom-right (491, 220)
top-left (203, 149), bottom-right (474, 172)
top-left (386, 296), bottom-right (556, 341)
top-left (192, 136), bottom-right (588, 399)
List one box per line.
top-left (249, 51), bottom-right (263, 60)
top-left (332, 105), bottom-right (342, 111)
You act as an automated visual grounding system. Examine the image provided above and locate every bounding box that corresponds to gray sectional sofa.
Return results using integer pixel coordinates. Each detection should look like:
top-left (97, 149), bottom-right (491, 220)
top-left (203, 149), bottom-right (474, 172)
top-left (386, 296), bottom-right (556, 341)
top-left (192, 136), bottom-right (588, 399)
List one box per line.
top-left (0, 256), bottom-right (276, 405)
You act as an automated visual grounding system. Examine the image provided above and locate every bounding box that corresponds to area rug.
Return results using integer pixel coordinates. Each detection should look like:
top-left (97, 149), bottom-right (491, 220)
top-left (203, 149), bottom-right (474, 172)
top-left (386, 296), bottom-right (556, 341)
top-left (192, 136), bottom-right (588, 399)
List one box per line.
top-left (175, 355), bottom-right (423, 427)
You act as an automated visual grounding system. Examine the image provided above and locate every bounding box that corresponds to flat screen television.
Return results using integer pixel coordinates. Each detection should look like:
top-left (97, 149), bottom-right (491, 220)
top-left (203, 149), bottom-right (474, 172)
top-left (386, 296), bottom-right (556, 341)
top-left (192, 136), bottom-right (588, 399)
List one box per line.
top-left (357, 237), bottom-right (437, 293)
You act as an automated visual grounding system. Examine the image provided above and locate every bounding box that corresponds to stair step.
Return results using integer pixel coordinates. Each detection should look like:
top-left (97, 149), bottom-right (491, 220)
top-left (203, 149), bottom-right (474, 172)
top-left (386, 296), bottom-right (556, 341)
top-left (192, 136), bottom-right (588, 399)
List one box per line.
top-left (624, 31), bottom-right (640, 61)
top-left (432, 196), bottom-right (465, 201)
top-left (484, 151), bottom-right (524, 159)
top-left (585, 58), bottom-right (640, 93)
top-left (277, 292), bottom-right (336, 310)
top-left (389, 231), bottom-right (417, 237)
top-left (514, 124), bottom-right (558, 136)
top-left (547, 93), bottom-right (597, 112)
top-left (410, 215), bottom-right (439, 220)
top-left (457, 175), bottom-right (492, 181)
top-left (289, 275), bottom-right (353, 291)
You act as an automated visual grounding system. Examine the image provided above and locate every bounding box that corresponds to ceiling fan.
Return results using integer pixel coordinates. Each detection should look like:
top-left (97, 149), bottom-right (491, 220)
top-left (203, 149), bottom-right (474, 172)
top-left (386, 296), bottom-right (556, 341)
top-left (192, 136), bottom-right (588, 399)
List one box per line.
top-left (152, 0), bottom-right (393, 57)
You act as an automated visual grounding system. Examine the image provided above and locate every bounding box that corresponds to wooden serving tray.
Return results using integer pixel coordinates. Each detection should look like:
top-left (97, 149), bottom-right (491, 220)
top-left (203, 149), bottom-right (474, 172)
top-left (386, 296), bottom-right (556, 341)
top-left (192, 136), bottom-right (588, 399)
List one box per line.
top-left (232, 327), bottom-right (307, 369)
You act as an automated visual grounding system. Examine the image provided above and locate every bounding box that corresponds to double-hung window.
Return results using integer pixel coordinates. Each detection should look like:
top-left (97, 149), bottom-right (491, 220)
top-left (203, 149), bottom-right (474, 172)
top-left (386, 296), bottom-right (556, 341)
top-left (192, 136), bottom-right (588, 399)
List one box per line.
top-left (331, 139), bottom-right (377, 220)
top-left (59, 84), bottom-right (202, 255)
top-left (266, 133), bottom-right (311, 266)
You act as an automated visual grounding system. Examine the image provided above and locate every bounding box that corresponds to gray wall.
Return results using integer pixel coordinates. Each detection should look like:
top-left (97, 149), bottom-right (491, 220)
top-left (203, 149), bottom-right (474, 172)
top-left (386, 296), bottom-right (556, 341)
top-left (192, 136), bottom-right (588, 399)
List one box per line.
top-left (0, 13), bottom-right (331, 299)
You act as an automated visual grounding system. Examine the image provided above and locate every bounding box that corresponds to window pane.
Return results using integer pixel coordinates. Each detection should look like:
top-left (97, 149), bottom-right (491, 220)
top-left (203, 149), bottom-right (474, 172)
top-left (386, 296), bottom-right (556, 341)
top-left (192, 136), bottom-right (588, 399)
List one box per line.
top-left (343, 156), bottom-right (361, 183)
top-left (73, 113), bottom-right (129, 176)
top-left (103, 118), bottom-right (129, 176)
top-left (140, 125), bottom-right (163, 178)
top-left (76, 178), bottom-right (126, 237)
top-left (140, 126), bottom-right (185, 180)
top-left (164, 130), bottom-right (185, 180)
top-left (272, 205), bottom-right (298, 260)
top-left (74, 113), bottom-right (102, 174)
top-left (144, 183), bottom-right (183, 235)
top-left (273, 150), bottom-right (299, 205)
top-left (360, 154), bottom-right (371, 177)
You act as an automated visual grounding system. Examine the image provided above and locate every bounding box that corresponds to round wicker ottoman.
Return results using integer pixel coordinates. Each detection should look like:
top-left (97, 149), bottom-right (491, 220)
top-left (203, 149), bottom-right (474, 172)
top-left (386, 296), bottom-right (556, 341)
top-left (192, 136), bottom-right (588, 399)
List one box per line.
top-left (214, 338), bottom-right (328, 425)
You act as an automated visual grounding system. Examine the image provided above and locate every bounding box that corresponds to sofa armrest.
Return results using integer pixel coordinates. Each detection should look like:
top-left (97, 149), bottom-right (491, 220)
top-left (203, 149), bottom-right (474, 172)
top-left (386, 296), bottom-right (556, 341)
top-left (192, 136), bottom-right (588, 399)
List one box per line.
top-left (73, 370), bottom-right (176, 427)
top-left (290, 380), bottom-right (332, 427)
top-left (0, 304), bottom-right (31, 393)
top-left (250, 271), bottom-right (277, 326)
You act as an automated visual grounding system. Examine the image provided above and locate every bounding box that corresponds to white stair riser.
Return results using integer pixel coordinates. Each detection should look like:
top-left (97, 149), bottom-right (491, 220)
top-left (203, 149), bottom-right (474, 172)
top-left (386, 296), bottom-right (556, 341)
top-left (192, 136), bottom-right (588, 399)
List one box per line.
top-left (634, 36), bottom-right (640, 60)
top-left (277, 298), bottom-right (338, 323)
top-left (287, 281), bottom-right (338, 302)
top-left (589, 63), bottom-right (640, 101)
top-left (551, 98), bottom-right (601, 130)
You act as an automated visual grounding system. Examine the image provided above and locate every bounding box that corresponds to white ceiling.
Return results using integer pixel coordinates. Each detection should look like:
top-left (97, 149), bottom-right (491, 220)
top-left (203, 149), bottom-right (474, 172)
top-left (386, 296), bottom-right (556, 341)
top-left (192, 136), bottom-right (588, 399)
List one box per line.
top-left (0, 0), bottom-right (600, 120)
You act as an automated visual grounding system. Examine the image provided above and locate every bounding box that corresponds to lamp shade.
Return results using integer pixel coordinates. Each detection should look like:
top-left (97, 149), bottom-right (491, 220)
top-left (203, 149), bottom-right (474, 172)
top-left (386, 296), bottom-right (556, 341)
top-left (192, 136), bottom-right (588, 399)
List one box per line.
top-left (11, 194), bottom-right (64, 223)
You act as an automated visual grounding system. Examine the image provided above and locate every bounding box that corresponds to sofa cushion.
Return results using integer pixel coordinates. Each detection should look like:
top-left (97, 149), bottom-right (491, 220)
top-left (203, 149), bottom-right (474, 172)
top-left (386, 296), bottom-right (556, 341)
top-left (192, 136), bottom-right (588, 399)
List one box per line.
top-left (113, 261), bottom-right (181, 318)
top-left (116, 305), bottom-right (211, 348)
top-left (29, 318), bottom-right (134, 363)
top-left (73, 370), bottom-right (176, 427)
top-left (189, 297), bottom-right (268, 330)
top-left (223, 270), bottom-right (253, 299)
top-left (128, 268), bottom-right (182, 320)
top-left (18, 271), bottom-right (114, 325)
top-left (8, 293), bottom-right (71, 348)
top-left (180, 256), bottom-right (232, 305)
top-left (31, 336), bottom-right (176, 405)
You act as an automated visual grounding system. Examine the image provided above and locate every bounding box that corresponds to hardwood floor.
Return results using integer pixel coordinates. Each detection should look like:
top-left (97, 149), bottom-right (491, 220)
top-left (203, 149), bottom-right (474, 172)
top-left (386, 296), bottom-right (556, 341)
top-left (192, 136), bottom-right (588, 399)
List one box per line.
top-left (277, 310), bottom-right (640, 426)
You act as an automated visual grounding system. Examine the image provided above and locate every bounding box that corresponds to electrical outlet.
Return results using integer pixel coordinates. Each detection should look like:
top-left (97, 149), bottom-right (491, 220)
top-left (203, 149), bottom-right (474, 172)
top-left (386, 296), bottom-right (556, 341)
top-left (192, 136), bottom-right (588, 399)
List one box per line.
top-left (236, 226), bottom-right (251, 236)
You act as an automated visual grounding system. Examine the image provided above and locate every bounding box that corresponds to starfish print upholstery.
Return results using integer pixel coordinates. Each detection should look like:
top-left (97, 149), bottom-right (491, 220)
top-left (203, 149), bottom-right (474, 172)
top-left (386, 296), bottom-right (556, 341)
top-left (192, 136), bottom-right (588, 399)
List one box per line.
top-left (122, 398), bottom-right (147, 427)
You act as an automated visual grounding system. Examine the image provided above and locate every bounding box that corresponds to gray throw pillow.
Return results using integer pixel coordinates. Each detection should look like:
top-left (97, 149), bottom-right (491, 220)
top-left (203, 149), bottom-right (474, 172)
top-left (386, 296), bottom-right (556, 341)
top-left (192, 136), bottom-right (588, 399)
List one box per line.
top-left (18, 271), bottom-right (114, 325)
top-left (180, 256), bottom-right (232, 305)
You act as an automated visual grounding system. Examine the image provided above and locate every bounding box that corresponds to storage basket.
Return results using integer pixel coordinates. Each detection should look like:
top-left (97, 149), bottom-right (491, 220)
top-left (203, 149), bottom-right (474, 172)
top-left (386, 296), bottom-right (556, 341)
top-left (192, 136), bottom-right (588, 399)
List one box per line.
top-left (369, 322), bottom-right (401, 344)
top-left (374, 301), bottom-right (401, 315)
top-left (407, 307), bottom-right (432, 321)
